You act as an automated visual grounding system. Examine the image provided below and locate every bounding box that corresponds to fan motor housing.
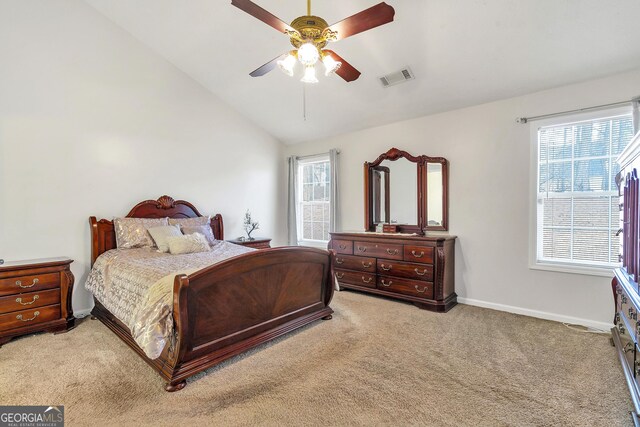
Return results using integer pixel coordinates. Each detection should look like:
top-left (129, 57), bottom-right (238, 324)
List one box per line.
top-left (289, 15), bottom-right (330, 48)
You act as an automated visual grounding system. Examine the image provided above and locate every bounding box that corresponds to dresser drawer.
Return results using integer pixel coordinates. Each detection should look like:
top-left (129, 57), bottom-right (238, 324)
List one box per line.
top-left (0, 304), bottom-right (61, 332)
top-left (377, 259), bottom-right (433, 281)
top-left (403, 246), bottom-right (434, 264)
top-left (0, 289), bottom-right (60, 314)
top-left (377, 276), bottom-right (434, 299)
top-left (335, 269), bottom-right (376, 288)
top-left (354, 241), bottom-right (403, 260)
top-left (0, 272), bottom-right (60, 297)
top-left (334, 255), bottom-right (376, 272)
top-left (331, 239), bottom-right (354, 255)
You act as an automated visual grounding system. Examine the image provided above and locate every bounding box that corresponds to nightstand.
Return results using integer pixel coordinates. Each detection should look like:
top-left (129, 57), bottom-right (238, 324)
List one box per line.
top-left (0, 257), bottom-right (75, 347)
top-left (227, 238), bottom-right (272, 249)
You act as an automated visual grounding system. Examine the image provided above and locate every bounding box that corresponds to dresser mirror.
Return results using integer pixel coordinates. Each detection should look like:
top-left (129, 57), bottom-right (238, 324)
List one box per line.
top-left (364, 148), bottom-right (448, 233)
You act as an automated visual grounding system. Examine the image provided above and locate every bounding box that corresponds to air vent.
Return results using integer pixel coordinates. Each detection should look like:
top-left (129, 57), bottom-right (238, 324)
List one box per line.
top-left (379, 67), bottom-right (414, 88)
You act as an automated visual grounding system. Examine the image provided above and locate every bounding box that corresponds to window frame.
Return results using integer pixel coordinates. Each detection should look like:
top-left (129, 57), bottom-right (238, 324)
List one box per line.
top-left (296, 154), bottom-right (331, 247)
top-left (528, 106), bottom-right (632, 277)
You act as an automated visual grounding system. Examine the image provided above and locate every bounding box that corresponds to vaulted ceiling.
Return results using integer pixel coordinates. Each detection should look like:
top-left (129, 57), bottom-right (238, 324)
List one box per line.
top-left (84, 0), bottom-right (640, 144)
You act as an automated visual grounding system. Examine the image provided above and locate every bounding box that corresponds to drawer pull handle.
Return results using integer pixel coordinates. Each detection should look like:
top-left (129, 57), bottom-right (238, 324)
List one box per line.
top-left (381, 280), bottom-right (392, 287)
top-left (414, 268), bottom-right (428, 276)
top-left (411, 250), bottom-right (425, 258)
top-left (335, 273), bottom-right (344, 279)
top-left (357, 246), bottom-right (367, 253)
top-left (336, 258), bottom-right (344, 264)
top-left (338, 244), bottom-right (347, 250)
top-left (16, 278), bottom-right (39, 288)
top-left (362, 261), bottom-right (372, 268)
top-left (362, 276), bottom-right (372, 284)
top-left (414, 285), bottom-right (428, 293)
top-left (380, 264), bottom-right (392, 271)
top-left (386, 248), bottom-right (398, 255)
top-left (16, 311), bottom-right (40, 322)
top-left (16, 295), bottom-right (39, 305)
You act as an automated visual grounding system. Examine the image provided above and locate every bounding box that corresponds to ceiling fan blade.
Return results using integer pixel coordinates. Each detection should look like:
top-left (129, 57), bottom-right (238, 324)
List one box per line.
top-left (328, 2), bottom-right (395, 41)
top-left (324, 50), bottom-right (361, 82)
top-left (249, 54), bottom-right (286, 77)
top-left (231, 0), bottom-right (295, 34)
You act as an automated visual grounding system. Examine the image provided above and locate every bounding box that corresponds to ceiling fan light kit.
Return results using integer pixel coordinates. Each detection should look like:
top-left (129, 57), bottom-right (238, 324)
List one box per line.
top-left (231, 0), bottom-right (395, 84)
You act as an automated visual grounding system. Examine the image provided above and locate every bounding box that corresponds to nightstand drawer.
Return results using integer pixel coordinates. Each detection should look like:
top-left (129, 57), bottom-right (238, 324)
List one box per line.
top-left (0, 272), bottom-right (60, 297)
top-left (334, 255), bottom-right (376, 272)
top-left (0, 304), bottom-right (61, 332)
top-left (0, 289), bottom-right (61, 314)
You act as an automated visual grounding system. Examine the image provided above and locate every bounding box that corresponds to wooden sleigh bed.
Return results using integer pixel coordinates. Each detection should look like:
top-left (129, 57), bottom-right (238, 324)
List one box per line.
top-left (89, 195), bottom-right (334, 392)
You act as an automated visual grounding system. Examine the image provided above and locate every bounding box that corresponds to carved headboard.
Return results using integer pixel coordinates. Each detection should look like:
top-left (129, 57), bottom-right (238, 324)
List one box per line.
top-left (89, 195), bottom-right (224, 266)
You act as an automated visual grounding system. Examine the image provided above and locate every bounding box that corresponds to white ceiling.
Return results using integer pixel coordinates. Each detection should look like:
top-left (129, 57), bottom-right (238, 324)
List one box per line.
top-left (84, 0), bottom-right (640, 144)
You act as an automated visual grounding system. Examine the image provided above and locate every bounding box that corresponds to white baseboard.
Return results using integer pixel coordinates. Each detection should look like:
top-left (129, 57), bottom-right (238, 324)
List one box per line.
top-left (74, 308), bottom-right (92, 319)
top-left (457, 297), bottom-right (613, 332)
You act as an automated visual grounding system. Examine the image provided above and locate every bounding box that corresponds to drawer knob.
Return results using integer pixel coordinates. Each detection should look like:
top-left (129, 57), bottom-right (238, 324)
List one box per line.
top-left (414, 268), bottom-right (428, 276)
top-left (381, 280), bottom-right (392, 287)
top-left (362, 276), bottom-right (372, 284)
top-left (16, 311), bottom-right (40, 322)
top-left (411, 250), bottom-right (425, 258)
top-left (386, 248), bottom-right (398, 255)
top-left (335, 273), bottom-right (344, 279)
top-left (336, 258), bottom-right (344, 264)
top-left (339, 244), bottom-right (347, 250)
top-left (357, 246), bottom-right (367, 253)
top-left (16, 295), bottom-right (39, 305)
top-left (362, 261), bottom-right (372, 268)
top-left (16, 278), bottom-right (39, 288)
top-left (380, 264), bottom-right (392, 271)
top-left (414, 285), bottom-right (428, 293)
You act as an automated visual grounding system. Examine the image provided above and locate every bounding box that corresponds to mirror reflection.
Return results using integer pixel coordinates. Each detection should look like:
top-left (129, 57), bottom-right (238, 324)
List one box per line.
top-left (373, 159), bottom-right (418, 225)
top-left (427, 163), bottom-right (443, 226)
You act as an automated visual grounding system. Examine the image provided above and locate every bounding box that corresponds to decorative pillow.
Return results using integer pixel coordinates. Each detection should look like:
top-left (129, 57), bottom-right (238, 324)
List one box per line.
top-left (147, 225), bottom-right (183, 253)
top-left (181, 225), bottom-right (217, 246)
top-left (168, 216), bottom-right (210, 228)
top-left (114, 217), bottom-right (168, 249)
top-left (166, 233), bottom-right (210, 255)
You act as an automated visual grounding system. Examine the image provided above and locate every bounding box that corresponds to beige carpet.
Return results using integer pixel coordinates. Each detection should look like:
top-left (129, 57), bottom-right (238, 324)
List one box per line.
top-left (0, 291), bottom-right (633, 426)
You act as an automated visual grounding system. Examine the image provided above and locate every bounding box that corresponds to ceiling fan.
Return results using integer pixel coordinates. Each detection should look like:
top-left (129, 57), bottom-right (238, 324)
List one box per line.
top-left (231, 0), bottom-right (395, 83)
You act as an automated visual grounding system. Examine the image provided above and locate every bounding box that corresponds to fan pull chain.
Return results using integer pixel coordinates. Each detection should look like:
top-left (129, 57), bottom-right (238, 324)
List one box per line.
top-left (303, 85), bottom-right (307, 121)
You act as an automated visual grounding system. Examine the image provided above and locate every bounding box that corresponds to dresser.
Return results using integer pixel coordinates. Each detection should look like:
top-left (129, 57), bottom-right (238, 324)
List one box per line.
top-left (227, 237), bottom-right (272, 249)
top-left (612, 130), bottom-right (640, 424)
top-left (0, 258), bottom-right (75, 347)
top-left (329, 232), bottom-right (456, 312)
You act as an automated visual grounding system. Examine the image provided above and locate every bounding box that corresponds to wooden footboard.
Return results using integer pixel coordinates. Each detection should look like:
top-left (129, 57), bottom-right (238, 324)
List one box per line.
top-left (92, 246), bottom-right (334, 391)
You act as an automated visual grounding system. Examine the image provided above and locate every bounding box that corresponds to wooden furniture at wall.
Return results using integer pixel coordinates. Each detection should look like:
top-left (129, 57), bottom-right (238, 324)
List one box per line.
top-left (364, 147), bottom-right (449, 233)
top-left (227, 237), bottom-right (272, 249)
top-left (90, 195), bottom-right (333, 392)
top-left (0, 258), bottom-right (74, 347)
top-left (329, 232), bottom-right (456, 312)
top-left (612, 130), bottom-right (640, 425)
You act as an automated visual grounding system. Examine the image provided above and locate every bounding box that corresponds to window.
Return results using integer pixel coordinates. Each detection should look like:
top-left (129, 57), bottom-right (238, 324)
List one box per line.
top-left (533, 110), bottom-right (634, 273)
top-left (297, 155), bottom-right (331, 245)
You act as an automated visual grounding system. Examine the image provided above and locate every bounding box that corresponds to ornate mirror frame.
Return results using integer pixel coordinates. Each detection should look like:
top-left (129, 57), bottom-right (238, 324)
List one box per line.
top-left (364, 147), bottom-right (449, 234)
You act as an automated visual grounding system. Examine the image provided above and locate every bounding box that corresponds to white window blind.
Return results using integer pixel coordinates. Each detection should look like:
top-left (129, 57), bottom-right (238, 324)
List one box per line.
top-left (297, 156), bottom-right (331, 243)
top-left (536, 113), bottom-right (634, 268)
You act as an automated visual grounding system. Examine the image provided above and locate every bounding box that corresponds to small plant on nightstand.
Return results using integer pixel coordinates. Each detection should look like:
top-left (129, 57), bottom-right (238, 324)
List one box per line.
top-left (243, 210), bottom-right (259, 241)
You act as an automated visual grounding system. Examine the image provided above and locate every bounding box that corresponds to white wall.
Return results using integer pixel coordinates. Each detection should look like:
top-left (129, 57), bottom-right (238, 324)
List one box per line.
top-left (0, 0), bottom-right (286, 315)
top-left (285, 68), bottom-right (640, 328)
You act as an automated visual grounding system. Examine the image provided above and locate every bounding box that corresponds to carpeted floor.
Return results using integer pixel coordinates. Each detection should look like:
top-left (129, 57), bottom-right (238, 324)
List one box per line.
top-left (0, 291), bottom-right (633, 426)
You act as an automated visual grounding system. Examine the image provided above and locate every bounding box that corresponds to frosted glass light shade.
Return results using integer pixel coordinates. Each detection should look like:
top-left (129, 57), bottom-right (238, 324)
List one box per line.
top-left (322, 54), bottom-right (342, 76)
top-left (297, 43), bottom-right (320, 66)
top-left (277, 53), bottom-right (296, 77)
top-left (300, 66), bottom-right (319, 84)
